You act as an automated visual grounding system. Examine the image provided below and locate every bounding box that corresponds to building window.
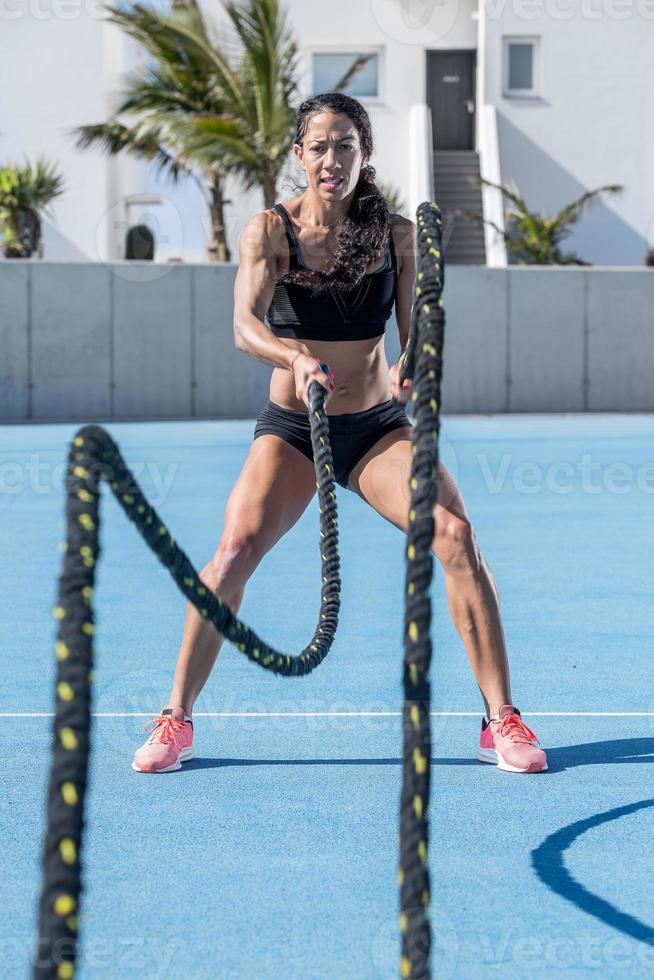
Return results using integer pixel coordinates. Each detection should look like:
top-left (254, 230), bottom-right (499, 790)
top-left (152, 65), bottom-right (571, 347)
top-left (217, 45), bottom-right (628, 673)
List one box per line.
top-left (312, 51), bottom-right (381, 99)
top-left (503, 37), bottom-right (540, 97)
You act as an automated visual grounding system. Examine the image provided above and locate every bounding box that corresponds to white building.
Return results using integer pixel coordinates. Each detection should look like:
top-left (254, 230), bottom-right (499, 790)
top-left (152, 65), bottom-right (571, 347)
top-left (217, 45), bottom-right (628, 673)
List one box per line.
top-left (2, 0), bottom-right (653, 266)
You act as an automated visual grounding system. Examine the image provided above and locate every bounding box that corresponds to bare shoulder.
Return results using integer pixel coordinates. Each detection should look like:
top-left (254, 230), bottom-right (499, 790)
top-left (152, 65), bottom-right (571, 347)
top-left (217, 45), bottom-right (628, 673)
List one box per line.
top-left (391, 213), bottom-right (415, 230)
top-left (389, 213), bottom-right (416, 274)
top-left (240, 209), bottom-right (281, 247)
top-left (390, 212), bottom-right (416, 240)
top-left (239, 208), bottom-right (287, 270)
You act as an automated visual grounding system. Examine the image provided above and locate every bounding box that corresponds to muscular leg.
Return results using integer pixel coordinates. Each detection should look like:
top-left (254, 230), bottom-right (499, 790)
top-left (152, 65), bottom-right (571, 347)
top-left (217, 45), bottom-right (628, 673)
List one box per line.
top-left (348, 429), bottom-right (512, 719)
top-left (167, 583), bottom-right (245, 718)
top-left (167, 435), bottom-right (317, 715)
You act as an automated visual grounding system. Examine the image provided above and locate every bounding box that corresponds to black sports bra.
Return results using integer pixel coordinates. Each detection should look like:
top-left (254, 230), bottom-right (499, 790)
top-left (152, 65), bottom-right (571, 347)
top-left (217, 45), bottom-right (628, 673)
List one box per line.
top-left (265, 203), bottom-right (397, 342)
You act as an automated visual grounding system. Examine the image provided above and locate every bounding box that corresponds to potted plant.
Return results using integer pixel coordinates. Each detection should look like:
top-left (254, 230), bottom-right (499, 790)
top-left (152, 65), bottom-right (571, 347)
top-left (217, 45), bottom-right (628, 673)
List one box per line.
top-left (460, 177), bottom-right (623, 265)
top-left (0, 157), bottom-right (65, 258)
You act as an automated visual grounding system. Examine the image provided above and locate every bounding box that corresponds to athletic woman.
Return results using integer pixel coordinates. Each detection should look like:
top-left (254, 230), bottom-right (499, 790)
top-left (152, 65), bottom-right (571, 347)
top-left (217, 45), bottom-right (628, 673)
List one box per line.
top-left (132, 93), bottom-right (547, 775)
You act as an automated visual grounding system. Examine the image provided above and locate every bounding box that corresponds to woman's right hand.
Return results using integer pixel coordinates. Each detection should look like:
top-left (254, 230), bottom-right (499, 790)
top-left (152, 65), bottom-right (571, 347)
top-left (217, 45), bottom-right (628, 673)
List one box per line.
top-left (290, 354), bottom-right (335, 409)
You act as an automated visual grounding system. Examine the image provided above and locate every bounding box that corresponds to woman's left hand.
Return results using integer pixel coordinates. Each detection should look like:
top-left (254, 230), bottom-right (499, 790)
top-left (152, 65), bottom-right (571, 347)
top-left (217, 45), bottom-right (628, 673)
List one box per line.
top-left (389, 353), bottom-right (412, 404)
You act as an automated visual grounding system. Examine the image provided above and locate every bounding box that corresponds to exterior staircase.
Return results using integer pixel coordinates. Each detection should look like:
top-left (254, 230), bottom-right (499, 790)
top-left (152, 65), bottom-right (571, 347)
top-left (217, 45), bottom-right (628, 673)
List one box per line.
top-left (432, 150), bottom-right (487, 265)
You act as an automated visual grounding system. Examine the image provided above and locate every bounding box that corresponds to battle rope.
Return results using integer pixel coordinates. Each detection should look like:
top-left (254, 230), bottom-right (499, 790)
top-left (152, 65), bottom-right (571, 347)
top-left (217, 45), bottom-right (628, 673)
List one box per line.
top-left (33, 202), bottom-right (445, 980)
top-left (33, 368), bottom-right (339, 979)
top-left (397, 201), bottom-right (445, 980)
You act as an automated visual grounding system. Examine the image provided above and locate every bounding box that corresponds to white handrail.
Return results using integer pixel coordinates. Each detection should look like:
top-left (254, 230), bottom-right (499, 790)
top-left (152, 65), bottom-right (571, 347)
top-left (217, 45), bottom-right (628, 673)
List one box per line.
top-left (408, 103), bottom-right (434, 216)
top-left (478, 104), bottom-right (507, 268)
top-left (475, 3), bottom-right (507, 267)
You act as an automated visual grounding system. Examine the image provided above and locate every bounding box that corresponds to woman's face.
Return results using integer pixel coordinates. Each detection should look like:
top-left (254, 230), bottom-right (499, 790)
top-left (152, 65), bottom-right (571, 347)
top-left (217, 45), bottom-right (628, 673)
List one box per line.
top-left (295, 110), bottom-right (367, 203)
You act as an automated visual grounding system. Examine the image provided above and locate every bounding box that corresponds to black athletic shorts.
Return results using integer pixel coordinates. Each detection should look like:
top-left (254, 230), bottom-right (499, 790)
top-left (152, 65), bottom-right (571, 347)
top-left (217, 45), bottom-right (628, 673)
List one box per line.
top-left (253, 398), bottom-right (412, 489)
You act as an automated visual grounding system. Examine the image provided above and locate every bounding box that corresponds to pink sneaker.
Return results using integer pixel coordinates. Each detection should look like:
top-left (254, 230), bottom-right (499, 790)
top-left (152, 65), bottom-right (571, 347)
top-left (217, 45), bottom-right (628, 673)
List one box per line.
top-left (477, 704), bottom-right (547, 773)
top-left (132, 706), bottom-right (194, 773)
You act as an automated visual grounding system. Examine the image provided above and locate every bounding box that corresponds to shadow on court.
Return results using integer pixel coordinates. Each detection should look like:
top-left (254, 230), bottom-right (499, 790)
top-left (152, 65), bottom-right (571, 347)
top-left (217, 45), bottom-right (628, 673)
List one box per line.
top-left (533, 797), bottom-right (654, 947)
top-left (543, 736), bottom-right (654, 773)
top-left (174, 756), bottom-right (479, 770)
top-left (161, 736), bottom-right (654, 773)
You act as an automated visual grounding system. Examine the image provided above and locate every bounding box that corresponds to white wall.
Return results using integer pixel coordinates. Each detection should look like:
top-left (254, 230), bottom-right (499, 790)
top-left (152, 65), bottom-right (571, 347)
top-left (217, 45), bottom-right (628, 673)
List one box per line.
top-left (144, 0), bottom-right (480, 262)
top-left (3, 0), bottom-right (652, 266)
top-left (482, 4), bottom-right (654, 264)
top-left (1, 0), bottom-right (107, 260)
top-left (0, 0), bottom-right (157, 261)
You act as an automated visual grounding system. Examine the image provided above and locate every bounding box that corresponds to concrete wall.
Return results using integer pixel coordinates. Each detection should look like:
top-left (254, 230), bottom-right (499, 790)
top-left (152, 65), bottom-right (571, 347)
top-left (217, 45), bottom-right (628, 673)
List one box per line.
top-left (1, 262), bottom-right (652, 421)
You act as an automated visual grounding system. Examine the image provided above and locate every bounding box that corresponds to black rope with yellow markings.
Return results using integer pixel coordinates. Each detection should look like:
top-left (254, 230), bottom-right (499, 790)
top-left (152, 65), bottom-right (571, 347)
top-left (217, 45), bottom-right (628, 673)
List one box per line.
top-left (397, 201), bottom-right (445, 980)
top-left (33, 371), bottom-right (340, 979)
top-left (33, 203), bottom-right (445, 980)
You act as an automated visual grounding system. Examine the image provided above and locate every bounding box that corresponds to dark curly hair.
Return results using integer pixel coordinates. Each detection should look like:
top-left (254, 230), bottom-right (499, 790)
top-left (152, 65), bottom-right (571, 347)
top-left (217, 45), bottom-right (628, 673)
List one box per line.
top-left (278, 92), bottom-right (391, 295)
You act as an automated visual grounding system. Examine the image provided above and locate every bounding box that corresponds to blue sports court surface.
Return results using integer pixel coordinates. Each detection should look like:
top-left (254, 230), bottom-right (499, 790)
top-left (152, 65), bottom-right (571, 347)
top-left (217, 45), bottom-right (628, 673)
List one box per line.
top-left (2, 413), bottom-right (654, 978)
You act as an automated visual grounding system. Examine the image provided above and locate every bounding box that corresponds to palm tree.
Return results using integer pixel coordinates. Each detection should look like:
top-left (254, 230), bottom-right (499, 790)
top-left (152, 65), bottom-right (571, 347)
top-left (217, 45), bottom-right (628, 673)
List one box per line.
top-left (0, 157), bottom-right (65, 258)
top-left (459, 176), bottom-right (623, 265)
top-left (181, 0), bottom-right (299, 211)
top-left (72, 0), bottom-right (299, 261)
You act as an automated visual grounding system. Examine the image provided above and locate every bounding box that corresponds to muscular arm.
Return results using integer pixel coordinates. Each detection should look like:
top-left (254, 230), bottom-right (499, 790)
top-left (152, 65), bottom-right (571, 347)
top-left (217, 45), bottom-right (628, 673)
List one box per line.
top-left (233, 212), bottom-right (309, 369)
top-left (388, 215), bottom-right (416, 402)
top-left (392, 215), bottom-right (417, 354)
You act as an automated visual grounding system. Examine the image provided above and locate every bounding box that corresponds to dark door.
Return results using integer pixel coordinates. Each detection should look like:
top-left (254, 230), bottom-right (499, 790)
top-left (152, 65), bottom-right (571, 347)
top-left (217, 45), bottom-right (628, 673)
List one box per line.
top-left (427, 51), bottom-right (476, 150)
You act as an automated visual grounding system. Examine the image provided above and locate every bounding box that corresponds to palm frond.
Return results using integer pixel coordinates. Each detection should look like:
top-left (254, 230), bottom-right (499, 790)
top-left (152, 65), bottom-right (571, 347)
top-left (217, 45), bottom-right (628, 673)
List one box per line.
top-left (332, 53), bottom-right (374, 93)
top-left (70, 120), bottom-right (192, 181)
top-left (168, 114), bottom-right (260, 170)
top-left (471, 174), bottom-right (625, 264)
top-left (116, 66), bottom-right (212, 116)
top-left (0, 157), bottom-right (65, 209)
top-left (223, 0), bottom-right (298, 145)
top-left (550, 184), bottom-right (623, 231)
top-left (476, 175), bottom-right (530, 216)
top-left (104, 1), bottom-right (250, 118)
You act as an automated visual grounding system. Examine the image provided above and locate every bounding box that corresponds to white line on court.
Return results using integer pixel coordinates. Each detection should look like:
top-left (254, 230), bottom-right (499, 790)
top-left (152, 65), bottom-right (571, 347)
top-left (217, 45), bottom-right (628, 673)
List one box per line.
top-left (2, 712), bottom-right (654, 718)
